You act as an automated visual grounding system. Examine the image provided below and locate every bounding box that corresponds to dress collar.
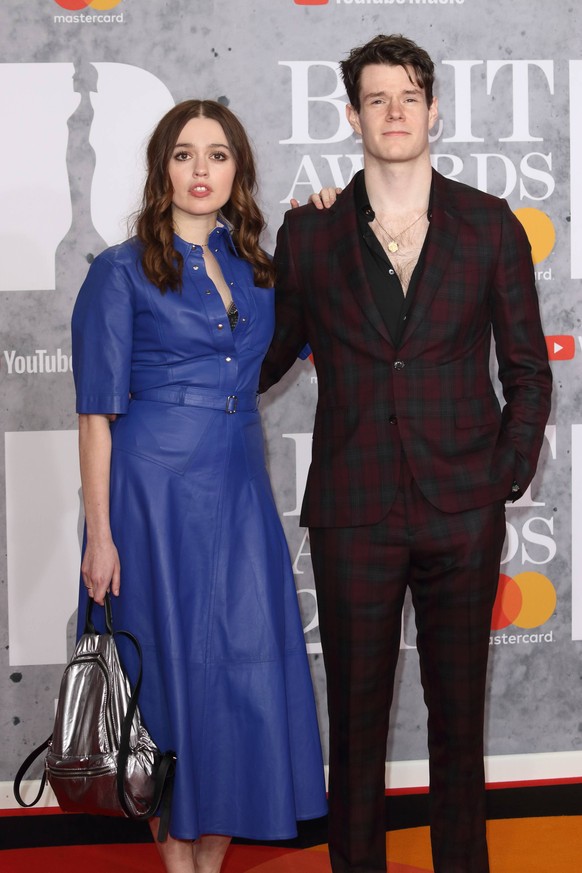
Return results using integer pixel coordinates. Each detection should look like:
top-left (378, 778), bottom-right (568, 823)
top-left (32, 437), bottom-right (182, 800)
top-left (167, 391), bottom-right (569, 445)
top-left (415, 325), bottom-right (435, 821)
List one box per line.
top-left (173, 221), bottom-right (239, 258)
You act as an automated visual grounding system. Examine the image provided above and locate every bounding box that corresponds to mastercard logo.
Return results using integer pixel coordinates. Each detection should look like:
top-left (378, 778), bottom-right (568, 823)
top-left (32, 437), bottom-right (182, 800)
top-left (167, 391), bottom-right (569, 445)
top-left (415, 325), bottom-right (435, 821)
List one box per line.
top-left (491, 571), bottom-right (556, 631)
top-left (53, 0), bottom-right (122, 10)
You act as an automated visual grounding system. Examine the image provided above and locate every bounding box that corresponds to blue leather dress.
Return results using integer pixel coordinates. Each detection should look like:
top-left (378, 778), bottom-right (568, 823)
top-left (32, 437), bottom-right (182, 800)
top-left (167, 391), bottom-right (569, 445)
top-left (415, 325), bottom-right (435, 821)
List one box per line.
top-left (71, 227), bottom-right (327, 840)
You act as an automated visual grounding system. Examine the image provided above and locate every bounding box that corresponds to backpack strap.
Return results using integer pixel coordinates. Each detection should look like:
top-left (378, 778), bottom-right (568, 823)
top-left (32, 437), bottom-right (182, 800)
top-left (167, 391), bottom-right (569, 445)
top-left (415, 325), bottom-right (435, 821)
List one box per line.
top-left (13, 736), bottom-right (52, 808)
top-left (12, 596), bottom-right (102, 809)
top-left (113, 624), bottom-right (176, 840)
top-left (86, 596), bottom-right (176, 837)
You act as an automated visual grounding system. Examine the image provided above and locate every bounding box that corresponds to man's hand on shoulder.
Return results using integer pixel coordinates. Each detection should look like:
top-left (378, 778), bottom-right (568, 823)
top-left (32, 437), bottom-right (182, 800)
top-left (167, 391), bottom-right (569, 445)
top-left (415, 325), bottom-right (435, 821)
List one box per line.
top-left (290, 187), bottom-right (343, 211)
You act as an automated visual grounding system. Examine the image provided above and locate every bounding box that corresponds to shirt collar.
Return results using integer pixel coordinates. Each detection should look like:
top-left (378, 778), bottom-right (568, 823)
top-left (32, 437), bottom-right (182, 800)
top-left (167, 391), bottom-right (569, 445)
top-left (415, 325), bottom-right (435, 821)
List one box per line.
top-left (173, 221), bottom-right (239, 258)
top-left (354, 168), bottom-right (434, 226)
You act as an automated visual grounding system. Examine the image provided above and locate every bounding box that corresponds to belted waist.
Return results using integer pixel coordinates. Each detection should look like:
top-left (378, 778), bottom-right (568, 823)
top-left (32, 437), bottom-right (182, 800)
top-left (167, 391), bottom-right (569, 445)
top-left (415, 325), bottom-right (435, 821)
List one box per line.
top-left (131, 386), bottom-right (260, 413)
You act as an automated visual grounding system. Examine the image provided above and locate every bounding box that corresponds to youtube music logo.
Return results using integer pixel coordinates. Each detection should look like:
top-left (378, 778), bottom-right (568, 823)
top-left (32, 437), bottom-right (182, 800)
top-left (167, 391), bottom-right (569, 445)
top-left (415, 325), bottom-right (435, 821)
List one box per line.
top-left (546, 335), bottom-right (575, 360)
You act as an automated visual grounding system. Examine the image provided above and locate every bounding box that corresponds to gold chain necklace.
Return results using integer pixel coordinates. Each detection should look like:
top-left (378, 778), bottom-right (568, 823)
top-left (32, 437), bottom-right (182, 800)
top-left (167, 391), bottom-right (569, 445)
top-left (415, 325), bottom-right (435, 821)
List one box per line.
top-left (374, 209), bottom-right (428, 254)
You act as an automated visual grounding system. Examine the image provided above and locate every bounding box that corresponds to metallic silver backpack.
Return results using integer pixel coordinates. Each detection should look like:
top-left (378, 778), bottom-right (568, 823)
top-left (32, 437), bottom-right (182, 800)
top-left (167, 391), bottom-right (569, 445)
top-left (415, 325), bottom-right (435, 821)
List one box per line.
top-left (14, 595), bottom-right (175, 840)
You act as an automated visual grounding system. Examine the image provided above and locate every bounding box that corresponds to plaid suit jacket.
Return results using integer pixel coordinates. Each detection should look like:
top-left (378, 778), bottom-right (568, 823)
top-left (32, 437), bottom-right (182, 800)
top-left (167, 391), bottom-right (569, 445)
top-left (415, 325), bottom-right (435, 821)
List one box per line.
top-left (260, 170), bottom-right (552, 527)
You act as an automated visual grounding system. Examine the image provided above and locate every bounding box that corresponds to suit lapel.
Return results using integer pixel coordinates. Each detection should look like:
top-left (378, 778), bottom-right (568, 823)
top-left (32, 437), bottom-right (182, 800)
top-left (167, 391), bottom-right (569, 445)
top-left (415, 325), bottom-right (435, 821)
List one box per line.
top-left (330, 179), bottom-right (393, 346)
top-left (326, 170), bottom-right (460, 349)
top-left (400, 171), bottom-right (460, 346)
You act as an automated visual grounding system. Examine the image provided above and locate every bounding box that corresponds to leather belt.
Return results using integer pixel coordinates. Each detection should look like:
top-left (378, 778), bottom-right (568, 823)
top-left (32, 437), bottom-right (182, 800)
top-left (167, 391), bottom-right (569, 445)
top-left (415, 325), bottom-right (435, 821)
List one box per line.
top-left (131, 386), bottom-right (259, 414)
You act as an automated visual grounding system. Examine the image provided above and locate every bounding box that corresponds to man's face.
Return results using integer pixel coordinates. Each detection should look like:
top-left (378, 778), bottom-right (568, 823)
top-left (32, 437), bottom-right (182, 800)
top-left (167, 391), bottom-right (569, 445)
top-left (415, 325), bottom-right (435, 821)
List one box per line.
top-left (346, 63), bottom-right (438, 168)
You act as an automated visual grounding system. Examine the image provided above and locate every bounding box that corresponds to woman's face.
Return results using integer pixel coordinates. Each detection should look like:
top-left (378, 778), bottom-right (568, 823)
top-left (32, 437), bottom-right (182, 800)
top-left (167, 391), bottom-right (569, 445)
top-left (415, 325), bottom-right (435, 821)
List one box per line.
top-left (168, 116), bottom-right (237, 227)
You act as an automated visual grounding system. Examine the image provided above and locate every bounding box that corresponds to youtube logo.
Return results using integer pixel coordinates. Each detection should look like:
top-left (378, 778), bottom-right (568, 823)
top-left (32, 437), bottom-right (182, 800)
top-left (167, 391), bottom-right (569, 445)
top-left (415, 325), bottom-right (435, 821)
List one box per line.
top-left (545, 335), bottom-right (575, 360)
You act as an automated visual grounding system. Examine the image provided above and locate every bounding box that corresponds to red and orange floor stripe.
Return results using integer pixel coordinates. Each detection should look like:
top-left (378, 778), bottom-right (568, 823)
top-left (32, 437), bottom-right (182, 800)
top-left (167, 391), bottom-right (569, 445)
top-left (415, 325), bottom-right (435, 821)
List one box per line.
top-left (2, 818), bottom-right (582, 872)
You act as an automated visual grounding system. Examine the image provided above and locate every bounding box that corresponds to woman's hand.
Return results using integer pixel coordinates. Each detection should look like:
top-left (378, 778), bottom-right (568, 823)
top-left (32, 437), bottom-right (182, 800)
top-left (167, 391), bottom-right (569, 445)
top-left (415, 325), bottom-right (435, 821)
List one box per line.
top-left (290, 187), bottom-right (343, 210)
top-left (81, 537), bottom-right (121, 605)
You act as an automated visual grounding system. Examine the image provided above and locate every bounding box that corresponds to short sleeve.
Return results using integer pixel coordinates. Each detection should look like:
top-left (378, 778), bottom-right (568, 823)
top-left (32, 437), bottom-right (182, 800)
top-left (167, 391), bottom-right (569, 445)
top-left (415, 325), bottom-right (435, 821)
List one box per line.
top-left (71, 249), bottom-right (135, 415)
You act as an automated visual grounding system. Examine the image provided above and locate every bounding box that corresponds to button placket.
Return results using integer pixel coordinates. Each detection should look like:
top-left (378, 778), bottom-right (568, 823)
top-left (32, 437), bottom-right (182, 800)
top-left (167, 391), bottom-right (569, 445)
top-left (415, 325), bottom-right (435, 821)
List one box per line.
top-left (201, 230), bottom-right (246, 365)
top-left (216, 257), bottom-right (246, 331)
top-left (187, 244), bottom-right (205, 270)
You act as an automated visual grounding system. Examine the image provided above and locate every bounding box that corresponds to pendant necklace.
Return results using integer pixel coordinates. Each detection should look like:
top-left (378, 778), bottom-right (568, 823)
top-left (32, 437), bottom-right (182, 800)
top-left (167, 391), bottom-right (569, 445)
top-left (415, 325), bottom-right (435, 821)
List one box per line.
top-left (374, 209), bottom-right (428, 254)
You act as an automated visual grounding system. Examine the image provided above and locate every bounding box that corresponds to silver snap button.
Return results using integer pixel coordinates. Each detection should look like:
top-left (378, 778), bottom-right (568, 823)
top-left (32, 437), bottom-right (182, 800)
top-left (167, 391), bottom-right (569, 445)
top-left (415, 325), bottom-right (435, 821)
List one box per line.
top-left (217, 323), bottom-right (224, 330)
top-left (393, 360), bottom-right (405, 370)
top-left (225, 357), bottom-right (232, 362)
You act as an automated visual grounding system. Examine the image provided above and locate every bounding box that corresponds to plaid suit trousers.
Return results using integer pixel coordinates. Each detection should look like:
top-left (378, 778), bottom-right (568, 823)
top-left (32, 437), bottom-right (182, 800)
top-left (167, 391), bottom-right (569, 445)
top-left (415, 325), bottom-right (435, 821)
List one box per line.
top-left (310, 453), bottom-right (506, 873)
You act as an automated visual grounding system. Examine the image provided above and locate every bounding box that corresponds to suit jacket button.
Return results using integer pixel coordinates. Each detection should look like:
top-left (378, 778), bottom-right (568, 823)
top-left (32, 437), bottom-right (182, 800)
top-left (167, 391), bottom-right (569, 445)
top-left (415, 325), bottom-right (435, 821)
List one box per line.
top-left (389, 415), bottom-right (398, 425)
top-left (393, 360), bottom-right (405, 370)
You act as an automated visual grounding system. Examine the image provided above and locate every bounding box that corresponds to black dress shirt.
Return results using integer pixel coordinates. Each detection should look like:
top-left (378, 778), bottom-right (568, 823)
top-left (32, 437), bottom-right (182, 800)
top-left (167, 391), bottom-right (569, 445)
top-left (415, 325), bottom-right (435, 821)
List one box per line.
top-left (354, 170), bottom-right (432, 348)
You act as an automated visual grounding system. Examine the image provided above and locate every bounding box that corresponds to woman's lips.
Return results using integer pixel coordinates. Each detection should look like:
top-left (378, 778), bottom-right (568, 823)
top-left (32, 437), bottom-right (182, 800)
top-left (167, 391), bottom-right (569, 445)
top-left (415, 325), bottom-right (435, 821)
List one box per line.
top-left (189, 185), bottom-right (212, 197)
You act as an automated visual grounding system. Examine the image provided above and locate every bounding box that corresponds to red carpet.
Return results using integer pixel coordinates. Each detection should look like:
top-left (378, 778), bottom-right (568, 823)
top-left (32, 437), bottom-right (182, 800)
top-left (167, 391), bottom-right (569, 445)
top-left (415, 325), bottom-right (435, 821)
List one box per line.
top-left (3, 785), bottom-right (582, 872)
top-left (2, 818), bottom-right (582, 872)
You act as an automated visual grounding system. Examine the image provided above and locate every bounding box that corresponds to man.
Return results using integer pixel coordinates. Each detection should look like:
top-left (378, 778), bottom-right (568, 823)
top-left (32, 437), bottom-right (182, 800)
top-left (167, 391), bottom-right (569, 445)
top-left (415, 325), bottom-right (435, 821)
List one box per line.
top-left (260, 34), bottom-right (552, 873)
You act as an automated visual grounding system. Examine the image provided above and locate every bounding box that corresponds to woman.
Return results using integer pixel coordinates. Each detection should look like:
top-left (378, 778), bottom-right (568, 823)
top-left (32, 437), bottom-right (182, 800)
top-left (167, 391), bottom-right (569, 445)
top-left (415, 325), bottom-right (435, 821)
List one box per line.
top-left (71, 100), bottom-right (327, 873)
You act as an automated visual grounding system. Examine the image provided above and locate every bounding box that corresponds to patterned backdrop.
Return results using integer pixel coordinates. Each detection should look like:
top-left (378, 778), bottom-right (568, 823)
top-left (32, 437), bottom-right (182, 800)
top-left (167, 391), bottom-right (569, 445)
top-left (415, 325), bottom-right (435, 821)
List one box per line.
top-left (1, 0), bottom-right (581, 806)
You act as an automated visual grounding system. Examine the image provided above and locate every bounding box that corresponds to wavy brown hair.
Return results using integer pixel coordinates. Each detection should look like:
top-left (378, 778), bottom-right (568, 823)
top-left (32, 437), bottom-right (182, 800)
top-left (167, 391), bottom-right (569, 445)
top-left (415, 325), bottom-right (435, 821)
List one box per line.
top-left (134, 100), bottom-right (274, 292)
